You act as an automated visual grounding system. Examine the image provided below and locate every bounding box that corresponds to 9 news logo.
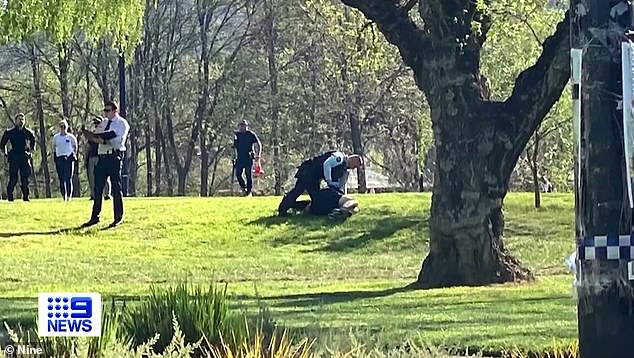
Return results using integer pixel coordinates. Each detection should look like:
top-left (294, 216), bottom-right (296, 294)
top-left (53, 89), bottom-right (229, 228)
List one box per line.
top-left (37, 293), bottom-right (102, 337)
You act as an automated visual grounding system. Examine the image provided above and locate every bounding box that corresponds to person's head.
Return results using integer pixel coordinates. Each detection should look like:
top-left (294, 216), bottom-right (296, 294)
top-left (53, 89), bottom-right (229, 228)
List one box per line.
top-left (346, 154), bottom-right (364, 170)
top-left (58, 119), bottom-right (69, 134)
top-left (338, 195), bottom-right (359, 215)
top-left (14, 113), bottom-right (25, 128)
top-left (238, 119), bottom-right (248, 132)
top-left (92, 116), bottom-right (102, 130)
top-left (103, 101), bottom-right (118, 120)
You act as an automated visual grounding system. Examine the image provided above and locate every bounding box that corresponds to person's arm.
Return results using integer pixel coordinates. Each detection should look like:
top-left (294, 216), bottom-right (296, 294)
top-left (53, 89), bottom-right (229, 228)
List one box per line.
top-left (117, 120), bottom-right (130, 149)
top-left (252, 132), bottom-right (262, 159)
top-left (323, 152), bottom-right (345, 189)
top-left (94, 130), bottom-right (117, 140)
top-left (81, 128), bottom-right (105, 144)
top-left (51, 134), bottom-right (57, 157)
top-left (71, 134), bottom-right (78, 156)
top-left (28, 129), bottom-right (36, 152)
top-left (232, 133), bottom-right (238, 159)
top-left (0, 130), bottom-right (7, 156)
top-left (339, 170), bottom-right (349, 195)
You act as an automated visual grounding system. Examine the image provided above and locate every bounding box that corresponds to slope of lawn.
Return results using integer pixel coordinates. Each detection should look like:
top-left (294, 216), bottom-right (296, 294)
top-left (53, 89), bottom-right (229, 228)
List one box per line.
top-left (0, 192), bottom-right (577, 352)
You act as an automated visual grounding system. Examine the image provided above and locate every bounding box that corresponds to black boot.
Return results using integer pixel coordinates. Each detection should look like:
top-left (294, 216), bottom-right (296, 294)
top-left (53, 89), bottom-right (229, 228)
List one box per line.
top-left (278, 194), bottom-right (291, 216)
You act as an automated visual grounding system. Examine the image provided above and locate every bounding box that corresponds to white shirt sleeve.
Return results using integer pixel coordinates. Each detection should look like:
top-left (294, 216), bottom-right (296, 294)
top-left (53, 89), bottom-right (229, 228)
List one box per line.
top-left (70, 134), bottom-right (78, 154)
top-left (323, 152), bottom-right (345, 188)
top-left (52, 133), bottom-right (59, 152)
top-left (107, 117), bottom-right (130, 151)
top-left (339, 170), bottom-right (349, 194)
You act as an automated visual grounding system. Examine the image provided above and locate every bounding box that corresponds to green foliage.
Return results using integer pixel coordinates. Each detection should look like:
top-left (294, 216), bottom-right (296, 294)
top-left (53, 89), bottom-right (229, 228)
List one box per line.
top-left (120, 282), bottom-right (248, 354)
top-left (0, 0), bottom-right (145, 49)
top-left (482, 0), bottom-right (571, 191)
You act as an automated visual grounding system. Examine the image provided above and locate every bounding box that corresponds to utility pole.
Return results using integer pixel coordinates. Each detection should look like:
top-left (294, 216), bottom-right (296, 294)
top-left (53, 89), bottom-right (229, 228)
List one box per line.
top-left (572, 0), bottom-right (634, 356)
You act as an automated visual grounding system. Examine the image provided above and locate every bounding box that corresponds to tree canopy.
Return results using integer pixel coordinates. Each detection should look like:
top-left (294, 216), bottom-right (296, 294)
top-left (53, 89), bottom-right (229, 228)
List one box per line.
top-left (0, 0), bottom-right (145, 48)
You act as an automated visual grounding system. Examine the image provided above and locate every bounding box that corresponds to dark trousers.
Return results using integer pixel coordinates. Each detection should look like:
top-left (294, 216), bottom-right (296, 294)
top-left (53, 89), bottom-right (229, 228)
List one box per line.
top-left (235, 158), bottom-right (253, 193)
top-left (91, 152), bottom-right (124, 221)
top-left (55, 156), bottom-right (75, 198)
top-left (278, 160), bottom-right (321, 215)
top-left (7, 155), bottom-right (31, 201)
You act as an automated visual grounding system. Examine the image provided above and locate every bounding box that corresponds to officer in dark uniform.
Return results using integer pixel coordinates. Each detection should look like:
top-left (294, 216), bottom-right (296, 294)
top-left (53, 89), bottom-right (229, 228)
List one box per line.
top-left (0, 113), bottom-right (36, 201)
top-left (277, 150), bottom-right (363, 216)
top-left (232, 119), bottom-right (261, 196)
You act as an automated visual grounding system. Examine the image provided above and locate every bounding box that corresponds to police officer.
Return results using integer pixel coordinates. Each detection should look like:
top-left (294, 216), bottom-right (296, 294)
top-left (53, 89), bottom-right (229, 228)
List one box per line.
top-left (232, 119), bottom-right (261, 197)
top-left (277, 150), bottom-right (363, 216)
top-left (82, 101), bottom-right (130, 227)
top-left (0, 113), bottom-right (36, 201)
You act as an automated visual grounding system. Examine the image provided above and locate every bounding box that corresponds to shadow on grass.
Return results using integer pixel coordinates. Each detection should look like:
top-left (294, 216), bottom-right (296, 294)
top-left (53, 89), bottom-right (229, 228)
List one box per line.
top-left (258, 285), bottom-right (415, 308)
top-left (248, 214), bottom-right (344, 228)
top-left (250, 208), bottom-right (428, 253)
top-left (0, 225), bottom-right (92, 238)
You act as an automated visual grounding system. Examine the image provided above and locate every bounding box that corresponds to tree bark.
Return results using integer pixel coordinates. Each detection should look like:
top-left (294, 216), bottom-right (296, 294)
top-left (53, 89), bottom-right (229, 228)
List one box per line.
top-left (29, 43), bottom-right (51, 198)
top-left (341, 0), bottom-right (570, 287)
top-left (200, 128), bottom-right (209, 196)
top-left (126, 63), bottom-right (138, 197)
top-left (265, 0), bottom-right (282, 196)
top-left (155, 118), bottom-right (162, 196)
top-left (349, 107), bottom-right (366, 193)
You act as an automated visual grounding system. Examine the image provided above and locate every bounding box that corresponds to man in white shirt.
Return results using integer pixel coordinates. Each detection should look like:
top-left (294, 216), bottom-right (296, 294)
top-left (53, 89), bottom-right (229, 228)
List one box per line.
top-left (52, 119), bottom-right (78, 201)
top-left (82, 100), bottom-right (130, 227)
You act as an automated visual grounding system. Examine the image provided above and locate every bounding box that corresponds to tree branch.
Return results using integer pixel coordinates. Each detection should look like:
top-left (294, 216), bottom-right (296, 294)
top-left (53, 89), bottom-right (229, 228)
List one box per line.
top-left (499, 11), bottom-right (570, 177)
top-left (340, 0), bottom-right (429, 76)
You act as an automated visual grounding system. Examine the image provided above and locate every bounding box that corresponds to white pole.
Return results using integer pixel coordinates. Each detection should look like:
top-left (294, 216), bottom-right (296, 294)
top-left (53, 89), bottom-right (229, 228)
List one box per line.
top-left (622, 41), bottom-right (634, 208)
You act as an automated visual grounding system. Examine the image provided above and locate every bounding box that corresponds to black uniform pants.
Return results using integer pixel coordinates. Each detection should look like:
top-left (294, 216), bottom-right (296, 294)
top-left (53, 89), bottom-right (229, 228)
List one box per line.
top-left (54, 156), bottom-right (75, 198)
top-left (7, 155), bottom-right (31, 200)
top-left (235, 158), bottom-right (253, 193)
top-left (278, 159), bottom-right (321, 215)
top-left (91, 152), bottom-right (124, 221)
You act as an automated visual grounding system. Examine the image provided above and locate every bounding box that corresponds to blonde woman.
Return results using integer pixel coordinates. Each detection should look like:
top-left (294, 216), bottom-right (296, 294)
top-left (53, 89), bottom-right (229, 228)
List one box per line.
top-left (52, 119), bottom-right (78, 201)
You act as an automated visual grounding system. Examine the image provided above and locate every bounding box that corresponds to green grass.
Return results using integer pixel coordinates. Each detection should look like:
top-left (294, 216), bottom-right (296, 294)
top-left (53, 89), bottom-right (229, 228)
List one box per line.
top-left (0, 192), bottom-right (577, 353)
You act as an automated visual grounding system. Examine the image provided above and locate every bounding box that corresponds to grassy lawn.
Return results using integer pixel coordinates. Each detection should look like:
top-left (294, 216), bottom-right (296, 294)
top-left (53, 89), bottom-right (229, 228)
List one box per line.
top-left (0, 192), bottom-right (577, 353)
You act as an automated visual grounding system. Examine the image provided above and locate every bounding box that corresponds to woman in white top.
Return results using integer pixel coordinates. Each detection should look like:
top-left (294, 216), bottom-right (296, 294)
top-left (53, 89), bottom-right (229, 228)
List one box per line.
top-left (52, 119), bottom-right (78, 201)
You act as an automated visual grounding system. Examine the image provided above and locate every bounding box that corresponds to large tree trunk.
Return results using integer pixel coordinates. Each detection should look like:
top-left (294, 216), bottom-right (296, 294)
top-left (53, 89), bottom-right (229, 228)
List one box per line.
top-left (417, 112), bottom-right (532, 287)
top-left (29, 43), bottom-right (51, 198)
top-left (342, 0), bottom-right (570, 288)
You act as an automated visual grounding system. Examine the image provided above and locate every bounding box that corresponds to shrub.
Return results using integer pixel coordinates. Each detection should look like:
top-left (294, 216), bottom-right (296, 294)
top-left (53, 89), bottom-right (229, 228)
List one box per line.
top-left (120, 282), bottom-right (248, 354)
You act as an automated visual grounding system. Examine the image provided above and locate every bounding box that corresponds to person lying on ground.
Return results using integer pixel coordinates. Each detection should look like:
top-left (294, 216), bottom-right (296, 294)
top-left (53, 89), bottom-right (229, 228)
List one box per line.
top-left (290, 187), bottom-right (359, 220)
